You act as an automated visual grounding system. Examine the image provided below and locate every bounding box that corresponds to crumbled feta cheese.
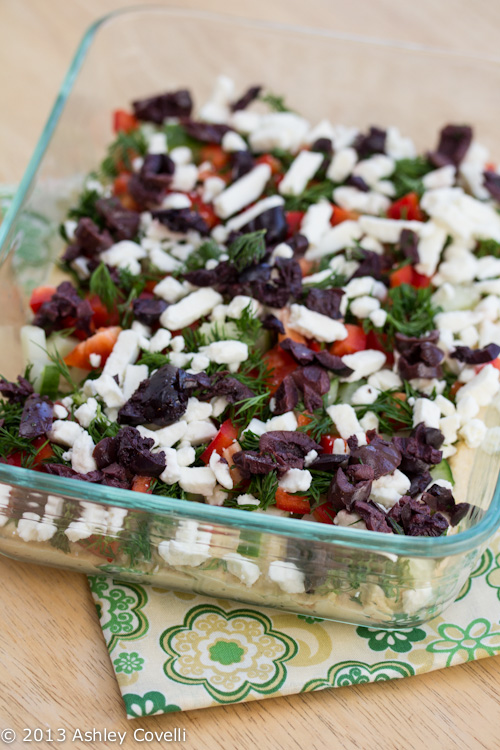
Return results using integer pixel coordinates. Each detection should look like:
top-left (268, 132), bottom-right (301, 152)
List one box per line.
top-left (333, 438), bottom-right (349, 454)
top-left (306, 220), bottom-right (362, 260)
top-left (341, 350), bottom-right (386, 382)
top-left (52, 404), bottom-right (68, 420)
top-left (158, 519), bottom-right (212, 567)
top-left (359, 411), bottom-right (379, 432)
top-left (159, 447), bottom-right (181, 484)
top-left (178, 466), bottom-right (217, 496)
top-left (100, 240), bottom-right (146, 276)
top-left (225, 194), bottom-right (284, 233)
top-left (88, 352), bottom-right (101, 369)
top-left (266, 411), bottom-right (298, 432)
top-left (149, 328), bottom-right (172, 353)
top-left (170, 335), bottom-right (185, 353)
top-left (236, 493), bottom-right (260, 507)
top-left (370, 469), bottom-right (411, 508)
top-left (350, 295), bottom-right (380, 319)
top-left (385, 126), bottom-right (416, 159)
top-left (459, 418), bottom-right (487, 448)
top-left (278, 468), bottom-right (312, 493)
top-left (367, 369), bottom-right (402, 391)
top-left (184, 420), bottom-right (218, 446)
top-left (326, 404), bottom-right (364, 441)
top-left (435, 310), bottom-right (483, 333)
top-left (176, 445), bottom-right (196, 467)
top-left (65, 501), bottom-right (107, 542)
top-left (351, 384), bottom-right (380, 406)
top-left (268, 560), bottom-right (305, 594)
top-left (48, 420), bottom-right (83, 447)
top-left (202, 175), bottom-right (226, 204)
top-left (171, 164), bottom-right (198, 192)
top-left (201, 340), bottom-right (248, 371)
top-left (160, 288), bottom-right (223, 330)
top-left (154, 275), bottom-right (188, 303)
top-left (334, 510), bottom-right (367, 529)
top-left (422, 165), bottom-right (456, 190)
top-left (223, 552), bottom-right (261, 586)
top-left (288, 304), bottom-right (347, 343)
top-left (214, 164), bottom-right (271, 219)
top-left (435, 394), bottom-right (456, 417)
top-left (249, 112), bottom-right (309, 154)
top-left (358, 216), bottom-right (423, 244)
top-left (148, 420), bottom-right (189, 449)
top-left (327, 147), bottom-right (357, 182)
top-left (412, 398), bottom-right (441, 429)
top-left (279, 150), bottom-right (323, 196)
top-left (212, 396), bottom-right (229, 418)
top-left (103, 330), bottom-right (141, 383)
top-left (439, 414), bottom-right (461, 445)
top-left (209, 451), bottom-right (234, 490)
top-left (74, 398), bottom-right (98, 428)
top-left (184, 397), bottom-right (213, 423)
top-left (71, 431), bottom-right (97, 474)
top-left (226, 295), bottom-right (262, 319)
top-left (353, 154), bottom-right (395, 186)
top-left (243, 417), bottom-right (267, 436)
top-left (271, 243), bottom-right (294, 261)
top-left (456, 364), bottom-right (500, 407)
top-left (300, 200), bottom-right (333, 246)
top-left (123, 364), bottom-right (148, 401)
top-left (369, 308), bottom-right (387, 328)
top-left (221, 130), bottom-right (248, 152)
top-left (333, 186), bottom-right (390, 215)
top-left (304, 449), bottom-right (318, 467)
top-left (415, 221), bottom-right (448, 277)
top-left (169, 146), bottom-right (192, 165)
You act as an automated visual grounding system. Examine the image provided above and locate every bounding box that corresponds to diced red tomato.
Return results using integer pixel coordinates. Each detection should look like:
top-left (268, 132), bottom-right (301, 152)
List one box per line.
top-left (113, 109), bottom-right (138, 134)
top-left (275, 488), bottom-right (311, 514)
top-left (32, 436), bottom-right (54, 468)
top-left (366, 329), bottom-right (394, 366)
top-left (390, 265), bottom-right (413, 288)
top-left (131, 475), bottom-right (154, 493)
top-left (285, 210), bottom-right (305, 237)
top-left (190, 194), bottom-right (219, 229)
top-left (308, 341), bottom-right (322, 353)
top-left (29, 285), bottom-right (56, 314)
top-left (312, 502), bottom-right (336, 524)
top-left (411, 270), bottom-right (432, 288)
top-left (64, 326), bottom-right (122, 370)
top-left (113, 173), bottom-right (130, 196)
top-left (330, 204), bottom-right (358, 225)
top-left (3, 452), bottom-right (22, 467)
top-left (87, 294), bottom-right (120, 329)
top-left (200, 419), bottom-right (239, 464)
top-left (387, 192), bottom-right (424, 221)
top-left (450, 381), bottom-right (463, 398)
top-left (320, 435), bottom-right (337, 454)
top-left (297, 413), bottom-right (312, 428)
top-left (297, 257), bottom-right (315, 278)
top-left (200, 144), bottom-right (229, 171)
top-left (263, 345), bottom-right (298, 393)
top-left (256, 154), bottom-right (282, 175)
top-left (119, 194), bottom-right (141, 211)
top-left (330, 324), bottom-right (367, 357)
top-left (390, 266), bottom-right (432, 289)
top-left (78, 534), bottom-right (120, 562)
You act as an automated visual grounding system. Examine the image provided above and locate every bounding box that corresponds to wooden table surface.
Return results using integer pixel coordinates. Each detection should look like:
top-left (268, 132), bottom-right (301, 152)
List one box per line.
top-left (2, 1), bottom-right (500, 748)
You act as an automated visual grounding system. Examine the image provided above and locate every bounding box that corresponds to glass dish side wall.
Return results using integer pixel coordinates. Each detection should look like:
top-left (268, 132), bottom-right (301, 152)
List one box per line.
top-left (1, 8), bottom-right (500, 628)
top-left (0, 479), bottom-right (480, 628)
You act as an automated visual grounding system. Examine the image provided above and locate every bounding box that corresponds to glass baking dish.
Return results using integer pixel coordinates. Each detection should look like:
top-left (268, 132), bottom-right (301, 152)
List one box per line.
top-left (1, 6), bottom-right (500, 628)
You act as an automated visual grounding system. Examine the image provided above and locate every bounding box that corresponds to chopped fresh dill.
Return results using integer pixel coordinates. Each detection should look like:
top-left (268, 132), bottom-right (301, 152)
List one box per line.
top-left (100, 128), bottom-right (148, 178)
top-left (0, 399), bottom-right (37, 459)
top-left (231, 391), bottom-right (270, 426)
top-left (391, 157), bottom-right (433, 200)
top-left (239, 430), bottom-right (261, 452)
top-left (162, 123), bottom-right (201, 152)
top-left (121, 514), bottom-right (152, 567)
top-left (476, 238), bottom-right (500, 258)
top-left (303, 271), bottom-right (347, 290)
top-left (182, 239), bottom-right (222, 273)
top-left (232, 304), bottom-right (263, 346)
top-left (379, 283), bottom-right (440, 343)
top-left (354, 388), bottom-right (413, 435)
top-left (259, 91), bottom-right (292, 112)
top-left (136, 350), bottom-right (170, 372)
top-left (227, 230), bottom-right (267, 272)
top-left (297, 404), bottom-right (332, 443)
top-left (283, 180), bottom-right (336, 212)
top-left (89, 262), bottom-right (122, 313)
top-left (151, 480), bottom-right (188, 500)
top-left (245, 471), bottom-right (279, 510)
top-left (86, 406), bottom-right (121, 443)
top-left (67, 187), bottom-right (103, 227)
top-left (43, 347), bottom-right (77, 392)
top-left (308, 470), bottom-right (334, 504)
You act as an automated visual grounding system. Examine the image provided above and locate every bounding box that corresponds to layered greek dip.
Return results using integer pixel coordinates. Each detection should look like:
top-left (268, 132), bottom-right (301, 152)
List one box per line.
top-left (2, 76), bottom-right (500, 604)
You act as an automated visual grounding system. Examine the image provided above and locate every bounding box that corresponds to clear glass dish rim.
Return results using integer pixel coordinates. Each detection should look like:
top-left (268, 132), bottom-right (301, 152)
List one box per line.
top-left (1, 4), bottom-right (500, 558)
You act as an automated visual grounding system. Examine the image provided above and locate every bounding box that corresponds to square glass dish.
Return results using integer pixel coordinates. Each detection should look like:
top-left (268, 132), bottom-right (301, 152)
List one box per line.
top-left (1, 6), bottom-right (500, 628)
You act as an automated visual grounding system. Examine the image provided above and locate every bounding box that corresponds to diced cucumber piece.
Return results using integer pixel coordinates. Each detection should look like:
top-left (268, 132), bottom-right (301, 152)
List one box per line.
top-left (20, 325), bottom-right (50, 391)
top-left (430, 459), bottom-right (454, 485)
top-left (39, 365), bottom-right (60, 400)
top-left (325, 378), bottom-right (339, 406)
top-left (46, 332), bottom-right (79, 360)
top-left (431, 285), bottom-right (480, 312)
top-left (237, 529), bottom-right (262, 558)
top-left (337, 380), bottom-right (365, 404)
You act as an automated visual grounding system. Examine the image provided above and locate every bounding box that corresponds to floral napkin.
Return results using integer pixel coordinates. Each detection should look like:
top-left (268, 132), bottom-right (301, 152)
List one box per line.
top-left (88, 529), bottom-right (500, 719)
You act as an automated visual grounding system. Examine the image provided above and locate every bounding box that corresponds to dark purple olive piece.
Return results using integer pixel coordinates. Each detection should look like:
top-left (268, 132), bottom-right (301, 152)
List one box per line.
top-left (118, 364), bottom-right (188, 426)
top-left (132, 89), bottom-right (193, 123)
top-left (19, 394), bottom-right (53, 439)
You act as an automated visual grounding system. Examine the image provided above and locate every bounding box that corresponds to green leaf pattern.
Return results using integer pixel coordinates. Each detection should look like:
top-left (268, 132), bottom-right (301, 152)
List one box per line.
top-left (87, 532), bottom-right (500, 718)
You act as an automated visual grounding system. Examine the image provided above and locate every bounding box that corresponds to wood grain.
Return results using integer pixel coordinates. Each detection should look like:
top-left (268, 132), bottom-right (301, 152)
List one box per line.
top-left (1, 1), bottom-right (500, 748)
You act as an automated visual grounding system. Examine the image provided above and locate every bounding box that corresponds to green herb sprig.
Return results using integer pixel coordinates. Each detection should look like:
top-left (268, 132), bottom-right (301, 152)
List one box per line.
top-left (227, 230), bottom-right (266, 272)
